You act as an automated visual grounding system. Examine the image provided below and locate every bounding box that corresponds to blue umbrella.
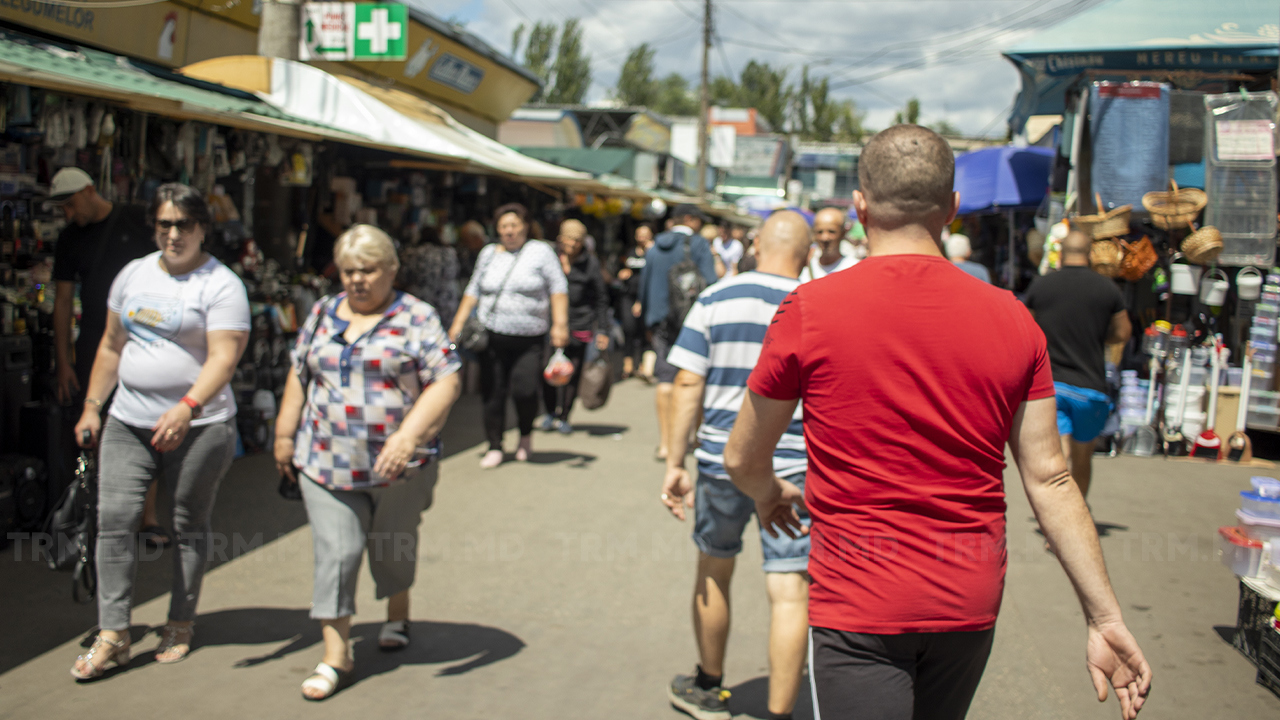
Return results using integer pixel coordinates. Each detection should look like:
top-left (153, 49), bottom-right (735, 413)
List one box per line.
top-left (954, 145), bottom-right (1054, 215)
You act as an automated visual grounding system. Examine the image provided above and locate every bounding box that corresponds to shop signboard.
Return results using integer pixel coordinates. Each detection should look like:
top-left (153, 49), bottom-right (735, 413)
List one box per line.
top-left (301, 3), bottom-right (407, 62)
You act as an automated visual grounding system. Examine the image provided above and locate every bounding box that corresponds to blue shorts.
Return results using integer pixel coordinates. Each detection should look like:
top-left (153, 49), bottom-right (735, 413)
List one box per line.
top-left (693, 471), bottom-right (810, 573)
top-left (1054, 382), bottom-right (1113, 443)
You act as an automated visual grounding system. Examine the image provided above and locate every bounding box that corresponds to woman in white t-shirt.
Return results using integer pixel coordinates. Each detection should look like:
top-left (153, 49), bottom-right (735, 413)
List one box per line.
top-left (70, 184), bottom-right (250, 680)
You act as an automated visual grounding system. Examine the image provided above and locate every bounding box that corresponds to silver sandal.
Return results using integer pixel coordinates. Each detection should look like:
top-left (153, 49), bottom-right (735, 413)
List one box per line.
top-left (70, 635), bottom-right (131, 680)
top-left (155, 624), bottom-right (195, 664)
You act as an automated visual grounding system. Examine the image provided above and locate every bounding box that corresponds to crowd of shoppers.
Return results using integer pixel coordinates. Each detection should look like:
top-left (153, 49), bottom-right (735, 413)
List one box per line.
top-left (52, 123), bottom-right (1152, 720)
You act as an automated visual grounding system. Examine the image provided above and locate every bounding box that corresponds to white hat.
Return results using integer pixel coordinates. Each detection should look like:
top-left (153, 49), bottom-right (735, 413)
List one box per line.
top-left (48, 167), bottom-right (94, 202)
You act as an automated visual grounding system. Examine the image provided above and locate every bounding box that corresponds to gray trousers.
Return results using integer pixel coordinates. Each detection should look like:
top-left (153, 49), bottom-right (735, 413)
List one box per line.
top-left (299, 463), bottom-right (438, 619)
top-left (96, 416), bottom-right (236, 631)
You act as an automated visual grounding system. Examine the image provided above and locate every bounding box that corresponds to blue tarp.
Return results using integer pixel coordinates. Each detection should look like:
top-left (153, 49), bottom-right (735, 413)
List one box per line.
top-left (954, 145), bottom-right (1055, 215)
top-left (1003, 0), bottom-right (1279, 133)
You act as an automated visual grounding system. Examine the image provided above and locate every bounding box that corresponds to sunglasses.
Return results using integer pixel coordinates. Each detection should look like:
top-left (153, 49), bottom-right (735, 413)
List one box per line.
top-left (156, 218), bottom-right (199, 234)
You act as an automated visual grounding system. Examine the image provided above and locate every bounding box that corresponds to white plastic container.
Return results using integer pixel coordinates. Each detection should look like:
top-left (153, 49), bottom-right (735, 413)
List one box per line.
top-left (1242, 492), bottom-right (1280, 520)
top-left (1219, 526), bottom-right (1264, 577)
top-left (1238, 508), bottom-right (1280, 542)
top-left (1252, 477), bottom-right (1280, 497)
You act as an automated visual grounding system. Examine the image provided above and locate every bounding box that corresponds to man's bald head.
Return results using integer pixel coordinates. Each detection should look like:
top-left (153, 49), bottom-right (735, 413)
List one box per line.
top-left (1061, 229), bottom-right (1092, 258)
top-left (754, 211), bottom-right (813, 278)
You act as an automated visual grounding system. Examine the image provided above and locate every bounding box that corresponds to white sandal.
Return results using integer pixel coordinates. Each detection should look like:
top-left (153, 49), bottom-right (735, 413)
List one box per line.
top-left (301, 662), bottom-right (352, 701)
top-left (378, 621), bottom-right (410, 651)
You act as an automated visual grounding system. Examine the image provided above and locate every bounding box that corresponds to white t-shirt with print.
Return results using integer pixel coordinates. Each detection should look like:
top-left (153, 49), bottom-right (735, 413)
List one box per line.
top-left (107, 252), bottom-right (250, 427)
top-left (713, 238), bottom-right (744, 279)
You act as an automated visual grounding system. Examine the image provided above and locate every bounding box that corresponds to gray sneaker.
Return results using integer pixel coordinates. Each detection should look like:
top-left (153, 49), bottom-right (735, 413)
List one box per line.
top-left (668, 674), bottom-right (731, 720)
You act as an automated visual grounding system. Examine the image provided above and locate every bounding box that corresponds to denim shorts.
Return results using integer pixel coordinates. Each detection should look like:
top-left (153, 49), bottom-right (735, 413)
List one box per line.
top-left (693, 471), bottom-right (810, 573)
top-left (1054, 381), bottom-right (1113, 443)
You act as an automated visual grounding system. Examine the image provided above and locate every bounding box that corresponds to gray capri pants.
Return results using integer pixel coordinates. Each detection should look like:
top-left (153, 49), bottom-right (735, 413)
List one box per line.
top-left (97, 416), bottom-right (236, 632)
top-left (299, 463), bottom-right (438, 619)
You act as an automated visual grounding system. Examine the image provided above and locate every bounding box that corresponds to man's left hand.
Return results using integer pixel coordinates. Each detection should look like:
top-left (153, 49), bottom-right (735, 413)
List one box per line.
top-left (595, 333), bottom-right (610, 351)
top-left (755, 477), bottom-right (807, 539)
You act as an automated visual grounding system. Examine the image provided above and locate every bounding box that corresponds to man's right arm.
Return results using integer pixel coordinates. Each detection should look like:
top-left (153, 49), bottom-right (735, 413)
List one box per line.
top-left (1106, 310), bottom-right (1132, 346)
top-left (661, 369), bottom-right (706, 521)
top-left (1008, 396), bottom-right (1151, 719)
top-left (53, 280), bottom-right (78, 403)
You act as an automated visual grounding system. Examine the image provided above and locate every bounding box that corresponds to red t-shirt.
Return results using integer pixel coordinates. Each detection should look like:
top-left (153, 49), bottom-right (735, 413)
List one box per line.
top-left (749, 254), bottom-right (1054, 634)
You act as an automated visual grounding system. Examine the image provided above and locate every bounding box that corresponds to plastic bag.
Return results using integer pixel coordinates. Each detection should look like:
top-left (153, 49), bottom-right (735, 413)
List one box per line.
top-left (579, 357), bottom-right (612, 410)
top-left (543, 348), bottom-right (575, 387)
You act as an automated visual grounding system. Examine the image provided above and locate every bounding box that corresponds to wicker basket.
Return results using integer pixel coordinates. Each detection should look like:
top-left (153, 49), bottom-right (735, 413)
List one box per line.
top-left (1090, 239), bottom-right (1123, 277)
top-left (1143, 181), bottom-right (1207, 230)
top-left (1076, 194), bottom-right (1132, 239)
top-left (1183, 223), bottom-right (1223, 266)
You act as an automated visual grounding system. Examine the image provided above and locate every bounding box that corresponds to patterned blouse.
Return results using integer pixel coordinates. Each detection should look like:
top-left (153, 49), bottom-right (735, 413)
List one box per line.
top-left (291, 291), bottom-right (461, 490)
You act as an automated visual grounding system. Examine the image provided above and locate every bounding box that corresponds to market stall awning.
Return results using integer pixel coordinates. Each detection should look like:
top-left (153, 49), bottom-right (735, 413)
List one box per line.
top-left (0, 29), bottom-right (397, 152)
top-left (1002, 0), bottom-right (1279, 133)
top-left (183, 56), bottom-right (603, 191)
top-left (954, 145), bottom-right (1055, 215)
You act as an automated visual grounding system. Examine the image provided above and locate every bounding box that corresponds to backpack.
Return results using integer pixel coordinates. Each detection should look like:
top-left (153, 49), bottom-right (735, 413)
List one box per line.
top-left (666, 236), bottom-right (707, 335)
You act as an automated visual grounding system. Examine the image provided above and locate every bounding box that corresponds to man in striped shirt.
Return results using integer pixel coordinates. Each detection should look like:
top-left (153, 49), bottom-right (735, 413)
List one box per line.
top-left (660, 211), bottom-right (814, 720)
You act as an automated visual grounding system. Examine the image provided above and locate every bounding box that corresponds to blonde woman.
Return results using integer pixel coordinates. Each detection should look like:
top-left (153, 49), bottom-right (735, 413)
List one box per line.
top-left (274, 225), bottom-right (462, 701)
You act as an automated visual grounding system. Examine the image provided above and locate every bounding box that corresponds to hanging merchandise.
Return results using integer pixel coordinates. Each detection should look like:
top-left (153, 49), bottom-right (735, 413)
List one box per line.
top-left (1203, 91), bottom-right (1277, 267)
top-left (175, 121), bottom-right (197, 181)
top-left (1089, 82), bottom-right (1170, 211)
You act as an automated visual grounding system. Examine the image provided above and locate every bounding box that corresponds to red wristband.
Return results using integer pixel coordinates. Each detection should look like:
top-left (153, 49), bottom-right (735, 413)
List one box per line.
top-left (180, 396), bottom-right (202, 418)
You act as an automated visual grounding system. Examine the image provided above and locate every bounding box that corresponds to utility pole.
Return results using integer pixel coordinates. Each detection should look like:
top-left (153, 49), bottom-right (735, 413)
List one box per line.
top-left (259, 0), bottom-right (301, 60)
top-left (695, 0), bottom-right (711, 198)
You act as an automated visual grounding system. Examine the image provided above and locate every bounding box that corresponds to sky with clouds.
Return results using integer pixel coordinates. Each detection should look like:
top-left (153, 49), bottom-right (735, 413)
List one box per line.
top-left (408, 0), bottom-right (1114, 137)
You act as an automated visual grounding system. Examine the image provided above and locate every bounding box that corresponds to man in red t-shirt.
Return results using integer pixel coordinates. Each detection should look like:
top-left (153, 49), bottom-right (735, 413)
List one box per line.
top-left (725, 125), bottom-right (1151, 720)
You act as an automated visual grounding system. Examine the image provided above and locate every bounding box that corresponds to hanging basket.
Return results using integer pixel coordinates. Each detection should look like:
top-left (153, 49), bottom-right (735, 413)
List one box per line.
top-left (1182, 221), bottom-right (1223, 266)
top-left (1142, 180), bottom-right (1207, 230)
top-left (1090, 239), bottom-right (1123, 277)
top-left (1075, 194), bottom-right (1132, 239)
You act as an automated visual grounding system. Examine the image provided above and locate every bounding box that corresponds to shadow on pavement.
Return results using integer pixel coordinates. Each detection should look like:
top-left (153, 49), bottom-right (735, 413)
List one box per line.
top-left (524, 451), bottom-right (598, 466)
top-left (726, 674), bottom-right (814, 720)
top-left (572, 424), bottom-right (630, 436)
top-left (0, 393), bottom-right (499, 675)
top-left (200, 607), bottom-right (522, 680)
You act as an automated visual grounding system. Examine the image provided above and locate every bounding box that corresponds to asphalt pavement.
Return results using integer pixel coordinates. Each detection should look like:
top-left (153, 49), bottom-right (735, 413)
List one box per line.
top-left (1, 379), bottom-right (1278, 719)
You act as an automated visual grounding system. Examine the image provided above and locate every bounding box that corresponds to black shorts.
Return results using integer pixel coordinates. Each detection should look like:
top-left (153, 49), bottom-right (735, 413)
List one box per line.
top-left (649, 325), bottom-right (680, 384)
top-left (809, 625), bottom-right (995, 720)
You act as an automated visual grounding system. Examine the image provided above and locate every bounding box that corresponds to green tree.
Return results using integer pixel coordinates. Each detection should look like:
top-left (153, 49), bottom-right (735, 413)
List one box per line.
top-left (929, 119), bottom-right (961, 137)
top-left (738, 61), bottom-right (791, 133)
top-left (652, 73), bottom-right (700, 116)
top-left (709, 75), bottom-right (740, 107)
top-left (547, 19), bottom-right (592, 105)
top-left (510, 23), bottom-right (525, 58)
top-left (834, 100), bottom-right (866, 143)
top-left (524, 22), bottom-right (556, 100)
top-left (615, 43), bottom-right (657, 107)
top-left (893, 97), bottom-right (920, 125)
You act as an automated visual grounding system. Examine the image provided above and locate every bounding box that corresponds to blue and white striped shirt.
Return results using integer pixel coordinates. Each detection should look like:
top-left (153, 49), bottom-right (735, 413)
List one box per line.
top-left (667, 272), bottom-right (807, 480)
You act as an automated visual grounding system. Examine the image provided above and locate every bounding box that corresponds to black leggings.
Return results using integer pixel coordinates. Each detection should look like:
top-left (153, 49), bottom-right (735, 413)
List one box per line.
top-left (480, 332), bottom-right (546, 450)
top-left (542, 338), bottom-right (587, 422)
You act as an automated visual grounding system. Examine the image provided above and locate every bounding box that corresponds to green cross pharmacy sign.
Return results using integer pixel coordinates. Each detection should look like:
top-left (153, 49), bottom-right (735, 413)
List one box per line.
top-left (301, 3), bottom-right (408, 61)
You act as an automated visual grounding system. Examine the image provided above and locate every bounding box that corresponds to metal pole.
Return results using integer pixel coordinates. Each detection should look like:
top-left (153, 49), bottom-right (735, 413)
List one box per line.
top-left (259, 0), bottom-right (302, 60)
top-left (695, 0), bottom-right (711, 198)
